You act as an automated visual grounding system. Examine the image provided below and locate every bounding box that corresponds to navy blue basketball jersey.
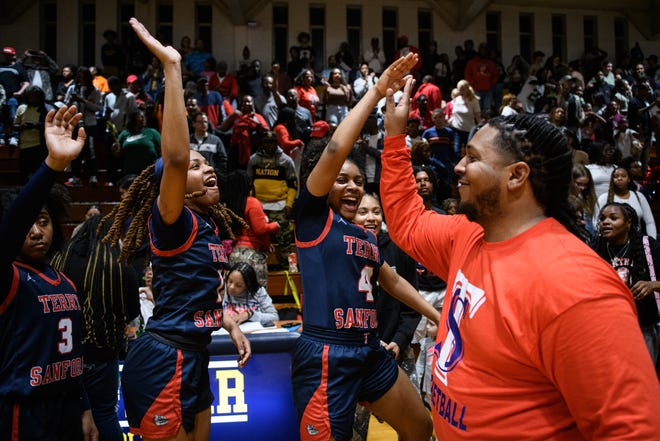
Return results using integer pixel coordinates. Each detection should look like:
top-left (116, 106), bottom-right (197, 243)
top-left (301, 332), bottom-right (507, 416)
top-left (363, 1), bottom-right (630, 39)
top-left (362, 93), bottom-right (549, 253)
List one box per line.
top-left (147, 205), bottom-right (228, 344)
top-left (0, 262), bottom-right (84, 399)
top-left (294, 187), bottom-right (383, 332)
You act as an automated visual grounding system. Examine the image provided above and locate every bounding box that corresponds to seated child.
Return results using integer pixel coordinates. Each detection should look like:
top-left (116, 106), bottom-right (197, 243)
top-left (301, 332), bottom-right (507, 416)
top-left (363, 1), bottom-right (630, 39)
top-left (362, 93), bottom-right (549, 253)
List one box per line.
top-left (224, 262), bottom-right (279, 326)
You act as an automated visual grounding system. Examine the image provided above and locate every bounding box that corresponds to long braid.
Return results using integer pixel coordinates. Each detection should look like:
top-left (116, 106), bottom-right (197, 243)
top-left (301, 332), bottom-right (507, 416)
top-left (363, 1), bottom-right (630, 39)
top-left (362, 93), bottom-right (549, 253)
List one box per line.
top-left (99, 163), bottom-right (158, 262)
top-left (52, 215), bottom-right (132, 354)
top-left (209, 203), bottom-right (248, 240)
top-left (100, 161), bottom-right (248, 258)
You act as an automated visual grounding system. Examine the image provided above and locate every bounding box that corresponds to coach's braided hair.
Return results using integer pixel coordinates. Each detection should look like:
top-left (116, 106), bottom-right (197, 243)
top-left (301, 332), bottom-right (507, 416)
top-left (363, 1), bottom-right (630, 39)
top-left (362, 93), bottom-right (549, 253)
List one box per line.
top-left (99, 161), bottom-right (247, 263)
top-left (487, 114), bottom-right (586, 240)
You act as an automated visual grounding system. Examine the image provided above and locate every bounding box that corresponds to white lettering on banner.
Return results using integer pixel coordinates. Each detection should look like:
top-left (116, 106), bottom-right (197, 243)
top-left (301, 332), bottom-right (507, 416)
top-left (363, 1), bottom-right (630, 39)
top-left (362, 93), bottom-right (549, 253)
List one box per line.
top-left (118, 361), bottom-right (249, 429)
top-left (216, 370), bottom-right (248, 414)
top-left (211, 361), bottom-right (248, 421)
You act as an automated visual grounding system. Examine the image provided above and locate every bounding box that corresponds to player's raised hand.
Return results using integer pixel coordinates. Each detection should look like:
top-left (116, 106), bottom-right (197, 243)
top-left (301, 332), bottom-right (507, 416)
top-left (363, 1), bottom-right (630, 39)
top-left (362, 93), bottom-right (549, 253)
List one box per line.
top-left (44, 105), bottom-right (86, 172)
top-left (129, 17), bottom-right (181, 66)
top-left (376, 52), bottom-right (417, 97)
top-left (384, 76), bottom-right (415, 137)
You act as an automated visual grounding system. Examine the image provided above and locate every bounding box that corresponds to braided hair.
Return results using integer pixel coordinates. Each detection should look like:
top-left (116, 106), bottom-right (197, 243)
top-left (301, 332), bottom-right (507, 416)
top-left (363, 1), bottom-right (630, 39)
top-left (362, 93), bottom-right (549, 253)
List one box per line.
top-left (486, 114), bottom-right (585, 240)
top-left (99, 160), bottom-right (247, 263)
top-left (51, 215), bottom-right (138, 354)
top-left (99, 163), bottom-right (159, 262)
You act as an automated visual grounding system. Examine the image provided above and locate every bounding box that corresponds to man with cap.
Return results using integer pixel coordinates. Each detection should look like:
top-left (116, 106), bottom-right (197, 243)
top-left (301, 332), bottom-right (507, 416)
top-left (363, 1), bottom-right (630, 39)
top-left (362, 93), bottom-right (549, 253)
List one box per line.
top-left (0, 46), bottom-right (29, 147)
top-left (247, 130), bottom-right (298, 269)
top-left (126, 74), bottom-right (151, 110)
top-left (193, 75), bottom-right (231, 129)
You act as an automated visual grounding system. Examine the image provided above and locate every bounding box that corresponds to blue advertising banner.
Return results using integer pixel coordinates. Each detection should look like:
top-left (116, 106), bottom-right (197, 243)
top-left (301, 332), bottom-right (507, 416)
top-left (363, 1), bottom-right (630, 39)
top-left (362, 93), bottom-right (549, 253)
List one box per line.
top-left (118, 332), bottom-right (301, 441)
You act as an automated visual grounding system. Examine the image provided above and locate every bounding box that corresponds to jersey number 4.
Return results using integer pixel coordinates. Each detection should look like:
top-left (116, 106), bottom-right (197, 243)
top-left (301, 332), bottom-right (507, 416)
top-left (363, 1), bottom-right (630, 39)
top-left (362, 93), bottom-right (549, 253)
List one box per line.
top-left (358, 266), bottom-right (375, 302)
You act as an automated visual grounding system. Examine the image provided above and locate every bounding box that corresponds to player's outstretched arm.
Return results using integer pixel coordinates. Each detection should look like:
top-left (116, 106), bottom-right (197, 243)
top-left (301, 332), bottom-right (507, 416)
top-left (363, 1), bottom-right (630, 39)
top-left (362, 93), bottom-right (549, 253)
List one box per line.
top-left (378, 262), bottom-right (440, 324)
top-left (306, 53), bottom-right (417, 197)
top-left (129, 17), bottom-right (188, 225)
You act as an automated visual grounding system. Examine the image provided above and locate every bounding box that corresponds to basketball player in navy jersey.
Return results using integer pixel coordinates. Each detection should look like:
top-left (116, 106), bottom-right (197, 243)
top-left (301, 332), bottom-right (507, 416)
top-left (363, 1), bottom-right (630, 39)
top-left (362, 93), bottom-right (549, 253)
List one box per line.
top-left (0, 105), bottom-right (98, 440)
top-left (292, 53), bottom-right (440, 441)
top-left (99, 19), bottom-right (251, 441)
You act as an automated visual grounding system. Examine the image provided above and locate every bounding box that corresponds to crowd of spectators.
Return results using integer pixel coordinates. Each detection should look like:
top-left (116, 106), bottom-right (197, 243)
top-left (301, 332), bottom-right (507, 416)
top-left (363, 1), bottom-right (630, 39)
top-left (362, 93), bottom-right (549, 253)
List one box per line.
top-left (1, 25), bottom-right (660, 440)
top-left (1, 31), bottom-right (659, 244)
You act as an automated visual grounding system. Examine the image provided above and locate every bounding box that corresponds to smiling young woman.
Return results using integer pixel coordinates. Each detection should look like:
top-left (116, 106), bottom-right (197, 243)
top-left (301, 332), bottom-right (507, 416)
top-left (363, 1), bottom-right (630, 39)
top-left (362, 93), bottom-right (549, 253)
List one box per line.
top-left (291, 54), bottom-right (438, 441)
top-left (592, 202), bottom-right (660, 367)
top-left (98, 18), bottom-right (250, 441)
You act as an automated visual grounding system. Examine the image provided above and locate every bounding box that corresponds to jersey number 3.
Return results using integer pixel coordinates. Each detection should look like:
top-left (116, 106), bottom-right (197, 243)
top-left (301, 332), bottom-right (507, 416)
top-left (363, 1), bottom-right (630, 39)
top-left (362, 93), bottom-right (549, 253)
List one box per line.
top-left (358, 266), bottom-right (374, 302)
top-left (58, 317), bottom-right (73, 354)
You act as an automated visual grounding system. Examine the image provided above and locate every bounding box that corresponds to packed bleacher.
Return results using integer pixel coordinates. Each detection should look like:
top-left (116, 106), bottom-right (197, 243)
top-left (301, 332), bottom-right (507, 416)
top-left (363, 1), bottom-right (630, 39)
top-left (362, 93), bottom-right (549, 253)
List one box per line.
top-left (2, 24), bottom-right (660, 441)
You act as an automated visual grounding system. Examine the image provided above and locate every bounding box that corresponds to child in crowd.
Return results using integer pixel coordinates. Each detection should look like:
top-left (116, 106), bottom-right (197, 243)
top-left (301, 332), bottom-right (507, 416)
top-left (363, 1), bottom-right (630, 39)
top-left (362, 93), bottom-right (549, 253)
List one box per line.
top-left (224, 262), bottom-right (279, 327)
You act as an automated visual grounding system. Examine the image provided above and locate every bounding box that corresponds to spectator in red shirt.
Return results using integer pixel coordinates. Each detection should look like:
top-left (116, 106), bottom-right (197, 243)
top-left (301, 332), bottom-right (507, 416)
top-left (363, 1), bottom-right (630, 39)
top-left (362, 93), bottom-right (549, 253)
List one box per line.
top-left (220, 94), bottom-right (270, 169)
top-left (464, 43), bottom-right (499, 113)
top-left (194, 76), bottom-right (233, 129)
top-left (412, 75), bottom-right (443, 112)
top-left (208, 60), bottom-right (239, 108)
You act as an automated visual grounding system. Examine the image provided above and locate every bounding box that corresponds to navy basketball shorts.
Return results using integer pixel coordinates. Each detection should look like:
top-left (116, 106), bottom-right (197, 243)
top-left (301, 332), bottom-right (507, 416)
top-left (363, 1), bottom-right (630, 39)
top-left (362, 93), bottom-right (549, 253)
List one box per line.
top-left (121, 333), bottom-right (214, 438)
top-left (0, 393), bottom-right (83, 441)
top-left (291, 332), bottom-right (399, 441)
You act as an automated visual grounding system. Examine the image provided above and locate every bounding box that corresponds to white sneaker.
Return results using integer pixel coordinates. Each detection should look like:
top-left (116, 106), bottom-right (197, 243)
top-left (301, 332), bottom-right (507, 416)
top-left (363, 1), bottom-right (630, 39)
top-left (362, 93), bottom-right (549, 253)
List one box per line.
top-left (65, 176), bottom-right (83, 187)
top-left (8, 137), bottom-right (18, 147)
